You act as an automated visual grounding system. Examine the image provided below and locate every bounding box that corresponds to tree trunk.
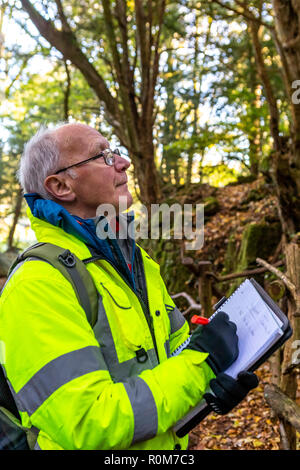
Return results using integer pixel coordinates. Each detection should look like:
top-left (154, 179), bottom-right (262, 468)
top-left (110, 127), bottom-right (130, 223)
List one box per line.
top-left (248, 18), bottom-right (300, 236)
top-left (271, 0), bottom-right (300, 234)
top-left (247, 28), bottom-right (261, 177)
top-left (134, 144), bottom-right (162, 208)
top-left (198, 149), bottom-right (205, 183)
top-left (186, 151), bottom-right (193, 186)
top-left (63, 60), bottom-right (71, 122)
top-left (272, 1), bottom-right (300, 141)
top-left (278, 242), bottom-right (300, 449)
top-left (198, 261), bottom-right (213, 318)
top-left (248, 21), bottom-right (282, 153)
top-left (7, 187), bottom-right (23, 249)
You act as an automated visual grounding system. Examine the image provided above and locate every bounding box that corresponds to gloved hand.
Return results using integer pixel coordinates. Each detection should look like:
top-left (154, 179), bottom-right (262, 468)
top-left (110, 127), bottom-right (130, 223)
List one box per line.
top-left (204, 371), bottom-right (259, 414)
top-left (186, 311), bottom-right (239, 374)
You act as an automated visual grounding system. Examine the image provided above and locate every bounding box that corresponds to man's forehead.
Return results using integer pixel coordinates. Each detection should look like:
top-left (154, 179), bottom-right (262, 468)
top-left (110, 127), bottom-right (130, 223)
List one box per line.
top-left (88, 138), bottom-right (109, 155)
top-left (53, 124), bottom-right (108, 157)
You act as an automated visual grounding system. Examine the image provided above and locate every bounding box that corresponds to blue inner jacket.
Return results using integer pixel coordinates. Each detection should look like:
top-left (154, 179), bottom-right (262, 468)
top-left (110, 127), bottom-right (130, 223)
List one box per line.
top-left (25, 193), bottom-right (136, 290)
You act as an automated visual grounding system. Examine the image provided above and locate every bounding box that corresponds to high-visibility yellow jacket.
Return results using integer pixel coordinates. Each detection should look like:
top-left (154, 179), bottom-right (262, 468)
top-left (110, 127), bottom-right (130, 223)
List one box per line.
top-left (0, 211), bottom-right (214, 450)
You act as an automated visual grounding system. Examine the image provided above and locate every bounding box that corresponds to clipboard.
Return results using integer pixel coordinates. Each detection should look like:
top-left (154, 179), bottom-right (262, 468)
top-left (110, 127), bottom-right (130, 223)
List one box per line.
top-left (174, 278), bottom-right (293, 438)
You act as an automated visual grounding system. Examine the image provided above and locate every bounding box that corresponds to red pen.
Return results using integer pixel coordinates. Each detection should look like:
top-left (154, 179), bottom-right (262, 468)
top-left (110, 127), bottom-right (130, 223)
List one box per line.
top-left (191, 315), bottom-right (210, 325)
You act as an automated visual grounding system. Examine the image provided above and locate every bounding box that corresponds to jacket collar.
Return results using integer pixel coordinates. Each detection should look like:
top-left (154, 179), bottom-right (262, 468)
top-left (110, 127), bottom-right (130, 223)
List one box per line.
top-left (25, 193), bottom-right (136, 289)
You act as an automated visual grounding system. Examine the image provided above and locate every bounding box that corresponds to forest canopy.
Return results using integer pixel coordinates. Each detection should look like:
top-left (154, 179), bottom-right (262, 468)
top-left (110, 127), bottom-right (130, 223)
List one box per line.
top-left (1, 0), bottom-right (296, 244)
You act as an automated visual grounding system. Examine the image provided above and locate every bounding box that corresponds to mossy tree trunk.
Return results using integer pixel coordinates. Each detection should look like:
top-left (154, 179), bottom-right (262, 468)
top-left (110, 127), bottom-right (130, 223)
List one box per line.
top-left (278, 242), bottom-right (300, 448)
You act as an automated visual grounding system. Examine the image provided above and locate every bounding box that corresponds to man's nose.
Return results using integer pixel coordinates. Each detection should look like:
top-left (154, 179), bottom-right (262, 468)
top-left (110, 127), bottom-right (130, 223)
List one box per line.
top-left (114, 154), bottom-right (131, 171)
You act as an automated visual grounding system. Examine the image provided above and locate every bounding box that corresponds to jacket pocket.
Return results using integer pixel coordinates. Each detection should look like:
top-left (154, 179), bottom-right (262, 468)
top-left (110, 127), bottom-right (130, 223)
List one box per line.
top-left (100, 282), bottom-right (131, 310)
top-left (98, 281), bottom-right (146, 354)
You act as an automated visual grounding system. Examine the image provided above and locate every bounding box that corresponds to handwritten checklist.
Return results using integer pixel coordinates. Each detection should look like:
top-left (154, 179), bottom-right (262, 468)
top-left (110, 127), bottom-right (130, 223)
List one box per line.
top-left (214, 279), bottom-right (283, 378)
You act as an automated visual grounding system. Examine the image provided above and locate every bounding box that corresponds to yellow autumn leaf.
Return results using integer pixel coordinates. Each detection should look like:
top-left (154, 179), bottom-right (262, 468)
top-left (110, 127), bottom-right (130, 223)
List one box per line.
top-left (253, 439), bottom-right (264, 448)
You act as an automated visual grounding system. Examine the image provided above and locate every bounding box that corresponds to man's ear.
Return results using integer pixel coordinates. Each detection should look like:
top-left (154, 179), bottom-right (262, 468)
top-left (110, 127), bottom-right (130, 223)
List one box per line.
top-left (44, 174), bottom-right (76, 202)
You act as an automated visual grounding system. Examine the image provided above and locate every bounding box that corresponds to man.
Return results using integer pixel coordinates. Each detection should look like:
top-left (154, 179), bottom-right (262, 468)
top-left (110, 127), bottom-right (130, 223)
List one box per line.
top-left (0, 123), bottom-right (258, 450)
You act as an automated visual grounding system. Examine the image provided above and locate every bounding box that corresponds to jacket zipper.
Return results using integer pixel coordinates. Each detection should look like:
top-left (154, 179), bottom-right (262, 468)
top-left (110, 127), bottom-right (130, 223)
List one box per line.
top-left (85, 247), bottom-right (159, 362)
top-left (134, 248), bottom-right (159, 359)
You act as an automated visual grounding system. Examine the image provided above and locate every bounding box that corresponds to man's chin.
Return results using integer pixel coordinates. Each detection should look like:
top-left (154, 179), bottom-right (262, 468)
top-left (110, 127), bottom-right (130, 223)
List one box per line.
top-left (117, 191), bottom-right (133, 212)
top-left (113, 190), bottom-right (133, 214)
top-left (95, 191), bottom-right (133, 217)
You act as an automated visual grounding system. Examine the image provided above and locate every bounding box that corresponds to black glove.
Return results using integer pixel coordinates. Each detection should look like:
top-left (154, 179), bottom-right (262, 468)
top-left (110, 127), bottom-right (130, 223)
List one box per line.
top-left (186, 311), bottom-right (239, 374)
top-left (204, 371), bottom-right (259, 415)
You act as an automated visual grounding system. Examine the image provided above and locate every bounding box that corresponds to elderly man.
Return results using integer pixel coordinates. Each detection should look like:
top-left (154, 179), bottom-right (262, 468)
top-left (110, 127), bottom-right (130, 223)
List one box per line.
top-left (0, 123), bottom-right (257, 450)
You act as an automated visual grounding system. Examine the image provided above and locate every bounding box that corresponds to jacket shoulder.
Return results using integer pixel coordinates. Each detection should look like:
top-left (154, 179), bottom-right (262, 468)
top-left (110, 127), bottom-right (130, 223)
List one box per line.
top-left (1, 258), bottom-right (71, 301)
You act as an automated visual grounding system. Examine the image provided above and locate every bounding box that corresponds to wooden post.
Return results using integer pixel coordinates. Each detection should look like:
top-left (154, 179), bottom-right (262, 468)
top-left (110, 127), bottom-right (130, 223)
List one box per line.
top-left (198, 261), bottom-right (213, 318)
top-left (257, 245), bottom-right (300, 449)
top-left (264, 383), bottom-right (300, 433)
top-left (279, 242), bottom-right (300, 449)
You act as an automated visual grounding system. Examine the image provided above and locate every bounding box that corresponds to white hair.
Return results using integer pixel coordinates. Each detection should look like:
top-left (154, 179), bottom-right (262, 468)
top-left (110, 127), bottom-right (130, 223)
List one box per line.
top-left (17, 123), bottom-right (67, 200)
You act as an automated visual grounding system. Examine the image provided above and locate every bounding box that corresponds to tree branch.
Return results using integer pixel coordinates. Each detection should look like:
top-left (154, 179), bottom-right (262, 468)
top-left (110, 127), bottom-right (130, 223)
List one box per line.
top-left (114, 0), bottom-right (140, 139)
top-left (54, 0), bottom-right (72, 33)
top-left (102, 0), bottom-right (140, 152)
top-left (4, 51), bottom-right (35, 97)
top-left (20, 0), bottom-right (122, 138)
top-left (212, 0), bottom-right (274, 30)
top-left (256, 257), bottom-right (296, 297)
top-left (135, 0), bottom-right (150, 107)
top-left (264, 383), bottom-right (300, 433)
top-left (248, 20), bottom-right (281, 153)
top-left (207, 260), bottom-right (284, 282)
top-left (63, 59), bottom-right (71, 121)
top-left (101, 0), bottom-right (123, 82)
top-left (149, 0), bottom-right (166, 126)
top-left (171, 292), bottom-right (202, 316)
top-left (114, 0), bottom-right (133, 88)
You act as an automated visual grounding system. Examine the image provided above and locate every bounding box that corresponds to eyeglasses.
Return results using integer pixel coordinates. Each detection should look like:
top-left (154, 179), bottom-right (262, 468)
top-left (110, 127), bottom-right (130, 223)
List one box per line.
top-left (54, 148), bottom-right (123, 175)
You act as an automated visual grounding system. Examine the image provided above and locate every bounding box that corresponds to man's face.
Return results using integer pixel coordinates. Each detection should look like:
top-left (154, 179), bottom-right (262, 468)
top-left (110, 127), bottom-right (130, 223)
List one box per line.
top-left (52, 124), bottom-right (133, 217)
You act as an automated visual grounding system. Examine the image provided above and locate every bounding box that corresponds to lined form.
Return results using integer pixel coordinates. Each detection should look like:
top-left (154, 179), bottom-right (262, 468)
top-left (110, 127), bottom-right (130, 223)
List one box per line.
top-left (216, 279), bottom-right (283, 378)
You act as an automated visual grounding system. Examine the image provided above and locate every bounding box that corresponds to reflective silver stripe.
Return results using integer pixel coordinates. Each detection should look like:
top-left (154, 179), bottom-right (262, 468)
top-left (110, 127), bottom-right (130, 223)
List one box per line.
top-left (94, 294), bottom-right (158, 382)
top-left (168, 306), bottom-right (186, 335)
top-left (110, 349), bottom-right (158, 382)
top-left (123, 376), bottom-right (158, 444)
top-left (164, 340), bottom-right (171, 358)
top-left (15, 346), bottom-right (107, 416)
top-left (33, 440), bottom-right (41, 450)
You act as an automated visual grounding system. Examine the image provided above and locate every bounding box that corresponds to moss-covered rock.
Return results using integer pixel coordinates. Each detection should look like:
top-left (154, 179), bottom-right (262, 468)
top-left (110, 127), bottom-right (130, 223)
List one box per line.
top-left (241, 188), bottom-right (266, 205)
top-left (227, 174), bottom-right (257, 186)
top-left (237, 222), bottom-right (281, 270)
top-left (223, 233), bottom-right (239, 274)
top-left (203, 196), bottom-right (219, 216)
top-left (138, 237), bottom-right (192, 296)
top-left (226, 221), bottom-right (281, 295)
top-left (259, 153), bottom-right (271, 180)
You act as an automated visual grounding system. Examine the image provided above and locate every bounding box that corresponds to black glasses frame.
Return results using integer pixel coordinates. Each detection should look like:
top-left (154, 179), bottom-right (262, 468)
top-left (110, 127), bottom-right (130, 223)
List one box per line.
top-left (54, 148), bottom-right (122, 175)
